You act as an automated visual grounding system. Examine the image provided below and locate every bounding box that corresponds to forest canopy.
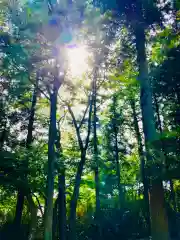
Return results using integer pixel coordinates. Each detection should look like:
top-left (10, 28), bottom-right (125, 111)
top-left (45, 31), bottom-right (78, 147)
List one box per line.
top-left (0, 0), bottom-right (180, 240)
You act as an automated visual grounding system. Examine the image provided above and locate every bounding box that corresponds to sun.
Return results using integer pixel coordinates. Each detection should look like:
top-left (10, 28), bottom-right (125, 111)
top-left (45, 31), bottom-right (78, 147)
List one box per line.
top-left (66, 45), bottom-right (89, 77)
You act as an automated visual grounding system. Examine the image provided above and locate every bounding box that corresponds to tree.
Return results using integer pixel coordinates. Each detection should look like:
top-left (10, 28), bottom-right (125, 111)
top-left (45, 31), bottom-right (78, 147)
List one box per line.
top-left (92, 67), bottom-right (101, 217)
top-left (14, 74), bottom-right (39, 236)
top-left (67, 93), bottom-right (93, 240)
top-left (93, 0), bottom-right (171, 238)
top-left (44, 65), bottom-right (63, 240)
top-left (111, 94), bottom-right (124, 208)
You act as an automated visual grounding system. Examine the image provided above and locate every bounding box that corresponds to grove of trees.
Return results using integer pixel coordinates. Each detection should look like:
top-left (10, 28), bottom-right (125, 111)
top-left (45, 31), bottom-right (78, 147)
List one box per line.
top-left (0, 0), bottom-right (180, 240)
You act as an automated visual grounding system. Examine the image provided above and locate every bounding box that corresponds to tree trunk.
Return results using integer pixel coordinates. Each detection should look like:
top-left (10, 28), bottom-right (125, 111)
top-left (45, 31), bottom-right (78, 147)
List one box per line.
top-left (92, 69), bottom-right (100, 217)
top-left (154, 93), bottom-right (177, 210)
top-left (55, 120), bottom-right (66, 240)
top-left (14, 190), bottom-right (25, 229)
top-left (0, 118), bottom-right (7, 150)
top-left (149, 180), bottom-right (170, 240)
top-left (130, 98), bottom-right (150, 233)
top-left (115, 128), bottom-right (122, 208)
top-left (154, 94), bottom-right (178, 238)
top-left (14, 76), bottom-right (38, 231)
top-left (27, 194), bottom-right (38, 240)
top-left (26, 77), bottom-right (38, 148)
top-left (112, 95), bottom-right (123, 208)
top-left (58, 169), bottom-right (66, 240)
top-left (52, 198), bottom-right (58, 240)
top-left (135, 25), bottom-right (170, 240)
top-left (69, 150), bottom-right (86, 240)
top-left (44, 87), bottom-right (58, 240)
top-left (68, 88), bottom-right (93, 240)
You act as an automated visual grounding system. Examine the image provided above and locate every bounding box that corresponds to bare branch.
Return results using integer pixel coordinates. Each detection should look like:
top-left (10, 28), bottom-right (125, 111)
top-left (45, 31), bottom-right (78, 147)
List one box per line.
top-left (84, 95), bottom-right (93, 151)
top-left (78, 98), bottom-right (90, 130)
top-left (67, 105), bottom-right (84, 150)
top-left (28, 77), bottom-right (50, 100)
top-left (32, 193), bottom-right (44, 216)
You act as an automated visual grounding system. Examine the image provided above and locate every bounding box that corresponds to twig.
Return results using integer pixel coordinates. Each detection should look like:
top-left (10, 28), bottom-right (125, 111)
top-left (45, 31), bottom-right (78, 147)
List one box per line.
top-left (32, 193), bottom-right (44, 216)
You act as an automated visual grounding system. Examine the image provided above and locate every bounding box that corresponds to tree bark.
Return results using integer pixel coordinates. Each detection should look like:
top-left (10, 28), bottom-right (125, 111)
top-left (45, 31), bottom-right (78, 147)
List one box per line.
top-left (69, 150), bottom-right (86, 240)
top-left (27, 194), bottom-right (38, 240)
top-left (135, 24), bottom-right (170, 240)
top-left (58, 169), bottom-right (66, 240)
top-left (130, 98), bottom-right (150, 233)
top-left (154, 93), bottom-right (177, 210)
top-left (112, 95), bottom-right (123, 209)
top-left (55, 122), bottom-right (66, 240)
top-left (68, 93), bottom-right (93, 240)
top-left (44, 88), bottom-right (58, 240)
top-left (52, 198), bottom-right (58, 240)
top-left (149, 180), bottom-right (170, 240)
top-left (154, 93), bottom-right (178, 238)
top-left (0, 118), bottom-right (7, 150)
top-left (14, 190), bottom-right (25, 229)
top-left (92, 68), bottom-right (100, 217)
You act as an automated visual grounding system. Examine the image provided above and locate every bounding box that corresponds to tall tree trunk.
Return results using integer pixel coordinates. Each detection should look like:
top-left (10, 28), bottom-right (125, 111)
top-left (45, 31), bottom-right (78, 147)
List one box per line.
top-left (55, 123), bottom-right (66, 240)
top-left (0, 101), bottom-right (7, 150)
top-left (135, 24), bottom-right (170, 240)
top-left (130, 98), bottom-right (150, 234)
top-left (14, 76), bottom-right (38, 231)
top-left (92, 69), bottom-right (100, 217)
top-left (44, 83), bottom-right (58, 240)
top-left (58, 169), bottom-right (66, 240)
top-left (14, 190), bottom-right (25, 228)
top-left (69, 150), bottom-right (86, 240)
top-left (149, 180), bottom-right (171, 240)
top-left (154, 94), bottom-right (178, 238)
top-left (0, 119), bottom-right (7, 150)
top-left (112, 95), bottom-right (123, 208)
top-left (68, 90), bottom-right (93, 240)
top-left (27, 194), bottom-right (38, 240)
top-left (52, 198), bottom-right (58, 240)
top-left (26, 78), bottom-right (38, 148)
top-left (154, 93), bottom-right (176, 210)
top-left (92, 69), bottom-right (101, 239)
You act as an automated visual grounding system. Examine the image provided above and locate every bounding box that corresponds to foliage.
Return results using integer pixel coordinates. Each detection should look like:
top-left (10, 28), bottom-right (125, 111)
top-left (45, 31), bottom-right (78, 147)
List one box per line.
top-left (0, 0), bottom-right (180, 240)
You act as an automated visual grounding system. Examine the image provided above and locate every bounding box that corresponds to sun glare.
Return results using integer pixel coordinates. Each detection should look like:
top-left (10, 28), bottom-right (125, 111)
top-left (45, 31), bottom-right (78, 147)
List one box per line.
top-left (66, 46), bottom-right (89, 77)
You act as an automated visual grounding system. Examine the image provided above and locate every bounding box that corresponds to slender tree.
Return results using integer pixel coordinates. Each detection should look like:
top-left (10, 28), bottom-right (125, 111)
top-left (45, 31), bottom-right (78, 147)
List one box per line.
top-left (129, 98), bottom-right (150, 234)
top-left (14, 74), bottom-right (39, 234)
top-left (55, 121), bottom-right (66, 240)
top-left (68, 94), bottom-right (93, 240)
top-left (112, 94), bottom-right (123, 208)
top-left (44, 67), bottom-right (63, 240)
top-left (92, 67), bottom-right (101, 217)
top-left (135, 22), bottom-right (169, 240)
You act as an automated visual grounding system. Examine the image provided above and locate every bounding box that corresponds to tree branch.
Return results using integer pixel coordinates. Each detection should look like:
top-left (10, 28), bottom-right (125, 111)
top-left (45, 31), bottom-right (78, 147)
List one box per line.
top-left (67, 105), bottom-right (84, 150)
top-left (84, 95), bottom-right (93, 151)
top-left (57, 107), bottom-right (67, 127)
top-left (10, 59), bottom-right (50, 101)
top-left (28, 77), bottom-right (50, 100)
top-left (78, 98), bottom-right (90, 130)
top-left (32, 193), bottom-right (44, 216)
